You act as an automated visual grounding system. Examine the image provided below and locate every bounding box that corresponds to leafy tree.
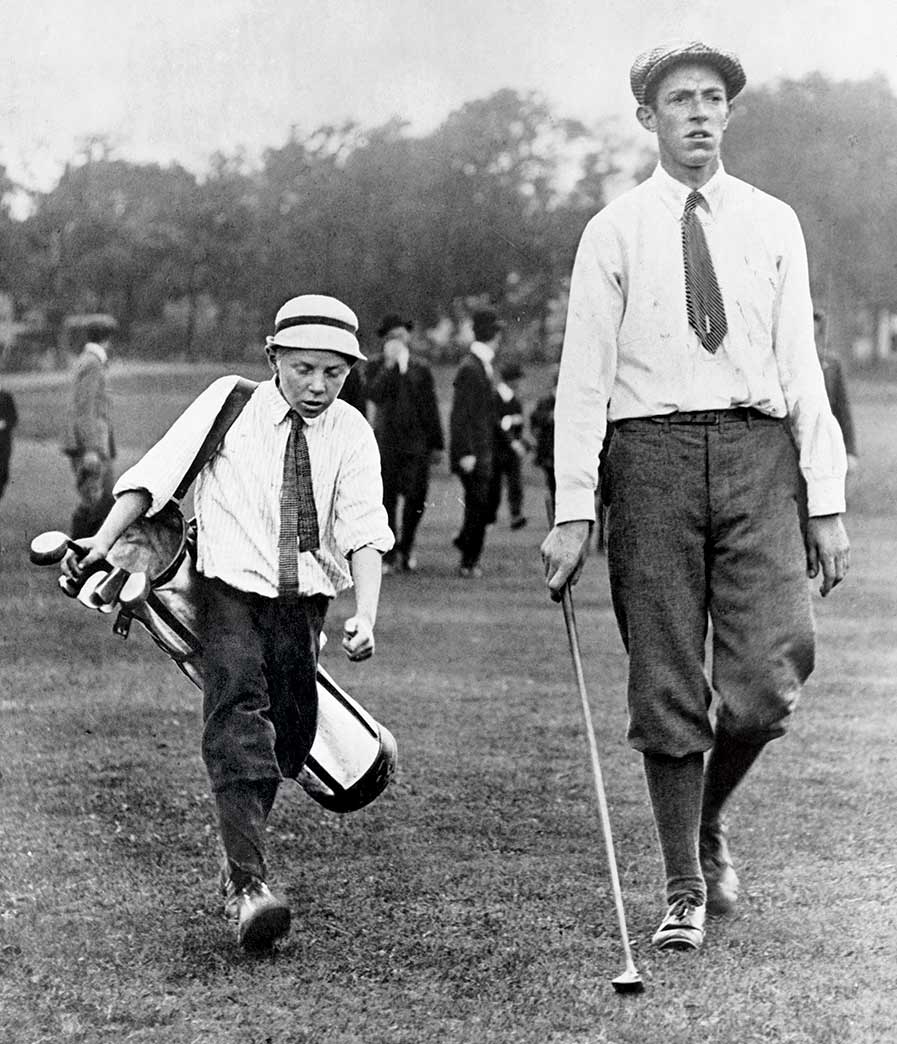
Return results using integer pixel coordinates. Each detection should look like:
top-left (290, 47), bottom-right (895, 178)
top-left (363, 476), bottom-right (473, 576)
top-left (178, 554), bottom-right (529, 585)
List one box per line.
top-left (725, 73), bottom-right (897, 318)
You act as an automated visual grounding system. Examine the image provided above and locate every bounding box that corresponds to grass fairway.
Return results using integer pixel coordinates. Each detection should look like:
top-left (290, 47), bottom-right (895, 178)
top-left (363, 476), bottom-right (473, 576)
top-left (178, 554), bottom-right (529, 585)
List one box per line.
top-left (1, 364), bottom-right (895, 1044)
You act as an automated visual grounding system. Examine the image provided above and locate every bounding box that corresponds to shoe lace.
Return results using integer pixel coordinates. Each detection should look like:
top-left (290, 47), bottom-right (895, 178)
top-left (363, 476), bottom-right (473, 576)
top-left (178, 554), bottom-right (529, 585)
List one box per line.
top-left (669, 897), bottom-right (700, 920)
top-left (241, 878), bottom-right (269, 899)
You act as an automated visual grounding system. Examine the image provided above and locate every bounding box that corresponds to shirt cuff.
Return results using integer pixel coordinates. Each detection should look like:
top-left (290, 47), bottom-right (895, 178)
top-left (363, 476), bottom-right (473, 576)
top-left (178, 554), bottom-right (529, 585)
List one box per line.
top-left (347, 533), bottom-right (395, 555)
top-left (806, 477), bottom-right (846, 517)
top-left (553, 488), bottom-right (598, 525)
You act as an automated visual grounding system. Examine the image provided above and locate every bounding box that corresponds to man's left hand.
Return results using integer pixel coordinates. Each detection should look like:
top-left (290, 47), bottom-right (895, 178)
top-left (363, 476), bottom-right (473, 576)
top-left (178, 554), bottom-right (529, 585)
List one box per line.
top-left (342, 615), bottom-right (375, 661)
top-left (805, 514), bottom-right (850, 597)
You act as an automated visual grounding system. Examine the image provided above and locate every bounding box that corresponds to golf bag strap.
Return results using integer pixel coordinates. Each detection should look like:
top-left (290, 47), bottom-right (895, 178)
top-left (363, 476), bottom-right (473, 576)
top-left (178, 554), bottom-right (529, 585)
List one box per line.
top-left (174, 377), bottom-right (258, 501)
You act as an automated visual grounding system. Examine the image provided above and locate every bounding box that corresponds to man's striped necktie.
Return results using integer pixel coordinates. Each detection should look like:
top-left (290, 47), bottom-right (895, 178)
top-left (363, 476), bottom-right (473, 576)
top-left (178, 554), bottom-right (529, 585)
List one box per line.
top-left (682, 190), bottom-right (727, 353)
top-left (278, 411), bottom-right (319, 598)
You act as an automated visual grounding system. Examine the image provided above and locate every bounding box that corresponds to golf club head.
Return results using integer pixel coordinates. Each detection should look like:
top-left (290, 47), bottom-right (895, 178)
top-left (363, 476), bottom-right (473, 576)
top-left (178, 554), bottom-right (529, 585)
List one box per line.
top-left (77, 571), bottom-right (115, 614)
top-left (611, 969), bottom-right (645, 995)
top-left (118, 571), bottom-right (151, 609)
top-left (30, 530), bottom-right (81, 566)
top-left (58, 574), bottom-right (81, 598)
top-left (91, 567), bottom-right (130, 607)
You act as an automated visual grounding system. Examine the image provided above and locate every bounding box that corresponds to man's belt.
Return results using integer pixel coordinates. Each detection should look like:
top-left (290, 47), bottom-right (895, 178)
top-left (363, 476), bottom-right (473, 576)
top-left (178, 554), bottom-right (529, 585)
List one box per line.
top-left (620, 407), bottom-right (778, 426)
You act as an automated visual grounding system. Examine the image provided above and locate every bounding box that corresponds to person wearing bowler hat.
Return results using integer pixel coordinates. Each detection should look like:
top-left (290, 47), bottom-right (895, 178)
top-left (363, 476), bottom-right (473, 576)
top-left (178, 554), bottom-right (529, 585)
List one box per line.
top-left (449, 307), bottom-right (505, 577)
top-left (64, 294), bottom-right (393, 952)
top-left (541, 42), bottom-right (850, 951)
top-left (62, 314), bottom-right (118, 539)
top-left (366, 313), bottom-right (444, 573)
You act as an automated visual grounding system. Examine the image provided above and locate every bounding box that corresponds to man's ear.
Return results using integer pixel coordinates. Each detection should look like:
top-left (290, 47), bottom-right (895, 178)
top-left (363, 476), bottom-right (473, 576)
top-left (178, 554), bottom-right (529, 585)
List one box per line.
top-left (265, 345), bottom-right (278, 373)
top-left (721, 101), bottom-right (732, 131)
top-left (636, 104), bottom-right (656, 132)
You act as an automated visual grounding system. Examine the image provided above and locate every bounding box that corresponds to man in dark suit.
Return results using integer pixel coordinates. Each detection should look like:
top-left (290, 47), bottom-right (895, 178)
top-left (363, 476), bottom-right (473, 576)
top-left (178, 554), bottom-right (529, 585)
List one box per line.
top-left (337, 358), bottom-right (368, 415)
top-left (449, 307), bottom-right (503, 577)
top-left (367, 314), bottom-right (444, 573)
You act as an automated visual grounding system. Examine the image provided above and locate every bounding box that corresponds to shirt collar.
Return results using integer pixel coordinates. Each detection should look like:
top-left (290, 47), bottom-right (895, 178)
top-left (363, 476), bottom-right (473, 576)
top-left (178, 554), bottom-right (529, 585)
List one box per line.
top-left (650, 162), bottom-right (727, 218)
top-left (469, 341), bottom-right (495, 368)
top-left (84, 342), bottom-right (108, 365)
top-left (261, 376), bottom-right (325, 429)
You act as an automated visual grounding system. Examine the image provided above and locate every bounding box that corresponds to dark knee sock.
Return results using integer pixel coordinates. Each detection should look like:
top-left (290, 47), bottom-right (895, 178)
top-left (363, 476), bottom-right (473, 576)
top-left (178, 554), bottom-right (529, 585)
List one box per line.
top-left (643, 751), bottom-right (706, 905)
top-left (216, 778), bottom-right (279, 887)
top-left (701, 728), bottom-right (766, 827)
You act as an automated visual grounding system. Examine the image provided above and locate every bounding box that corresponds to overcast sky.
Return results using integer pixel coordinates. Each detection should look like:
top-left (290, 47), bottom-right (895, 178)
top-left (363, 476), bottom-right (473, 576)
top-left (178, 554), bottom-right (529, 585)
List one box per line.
top-left (3, 0), bottom-right (896, 189)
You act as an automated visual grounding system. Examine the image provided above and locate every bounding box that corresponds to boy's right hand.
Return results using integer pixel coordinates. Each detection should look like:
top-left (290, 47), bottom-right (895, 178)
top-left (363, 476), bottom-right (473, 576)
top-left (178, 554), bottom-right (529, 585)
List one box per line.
top-left (62, 537), bottom-right (111, 579)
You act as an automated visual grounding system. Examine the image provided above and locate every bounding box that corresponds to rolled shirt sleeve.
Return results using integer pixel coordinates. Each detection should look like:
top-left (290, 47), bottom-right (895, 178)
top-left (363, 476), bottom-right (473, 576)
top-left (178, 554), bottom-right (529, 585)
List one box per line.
top-left (331, 412), bottom-right (394, 558)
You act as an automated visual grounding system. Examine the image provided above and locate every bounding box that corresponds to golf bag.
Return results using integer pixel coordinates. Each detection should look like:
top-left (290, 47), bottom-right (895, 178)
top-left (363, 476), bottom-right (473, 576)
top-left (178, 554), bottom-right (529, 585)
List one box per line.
top-left (103, 502), bottom-right (397, 814)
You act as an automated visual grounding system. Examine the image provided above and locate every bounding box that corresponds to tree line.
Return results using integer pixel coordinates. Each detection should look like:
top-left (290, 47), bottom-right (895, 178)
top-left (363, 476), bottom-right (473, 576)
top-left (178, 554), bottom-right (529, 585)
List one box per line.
top-left (0, 74), bottom-right (894, 367)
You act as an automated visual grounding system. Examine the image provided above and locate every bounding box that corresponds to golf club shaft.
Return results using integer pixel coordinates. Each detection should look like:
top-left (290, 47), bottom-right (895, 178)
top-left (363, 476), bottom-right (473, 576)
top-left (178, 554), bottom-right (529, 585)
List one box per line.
top-left (560, 584), bottom-right (640, 976)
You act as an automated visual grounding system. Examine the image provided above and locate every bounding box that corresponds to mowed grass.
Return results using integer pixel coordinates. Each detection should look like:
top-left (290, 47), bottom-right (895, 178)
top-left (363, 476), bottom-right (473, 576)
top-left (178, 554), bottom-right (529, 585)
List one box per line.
top-left (1, 364), bottom-right (895, 1044)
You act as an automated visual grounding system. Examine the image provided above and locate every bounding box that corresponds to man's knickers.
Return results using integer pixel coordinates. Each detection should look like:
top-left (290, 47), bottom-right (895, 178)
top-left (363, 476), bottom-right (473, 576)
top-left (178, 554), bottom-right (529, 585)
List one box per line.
top-left (603, 409), bottom-right (815, 757)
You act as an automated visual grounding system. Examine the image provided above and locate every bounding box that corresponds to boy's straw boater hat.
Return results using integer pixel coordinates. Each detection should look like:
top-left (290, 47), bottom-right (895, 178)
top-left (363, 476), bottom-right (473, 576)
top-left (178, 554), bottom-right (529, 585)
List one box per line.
top-left (266, 294), bottom-right (365, 361)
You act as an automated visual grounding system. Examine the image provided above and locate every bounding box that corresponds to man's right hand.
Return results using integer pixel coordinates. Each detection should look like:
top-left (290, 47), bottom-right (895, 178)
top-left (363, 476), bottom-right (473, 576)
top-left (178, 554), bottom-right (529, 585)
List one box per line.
top-left (458, 454), bottom-right (476, 474)
top-left (540, 520), bottom-right (591, 602)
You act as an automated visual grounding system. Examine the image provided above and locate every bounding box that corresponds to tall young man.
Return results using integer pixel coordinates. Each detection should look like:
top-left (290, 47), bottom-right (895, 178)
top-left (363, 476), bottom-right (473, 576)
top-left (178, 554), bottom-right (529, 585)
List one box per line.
top-left (541, 43), bottom-right (849, 951)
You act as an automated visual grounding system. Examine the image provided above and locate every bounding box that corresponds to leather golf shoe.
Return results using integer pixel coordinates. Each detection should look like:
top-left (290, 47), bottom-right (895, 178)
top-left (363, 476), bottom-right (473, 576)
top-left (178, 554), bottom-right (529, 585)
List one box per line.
top-left (700, 820), bottom-right (739, 916)
top-left (224, 876), bottom-right (291, 950)
top-left (651, 896), bottom-right (706, 951)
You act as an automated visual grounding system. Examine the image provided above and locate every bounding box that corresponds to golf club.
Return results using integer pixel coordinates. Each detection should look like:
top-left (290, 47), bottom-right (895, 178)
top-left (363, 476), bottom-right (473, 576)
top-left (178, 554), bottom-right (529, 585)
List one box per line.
top-left (30, 530), bottom-right (85, 566)
top-left (559, 583), bottom-right (644, 995)
top-left (31, 531), bottom-right (108, 598)
top-left (77, 570), bottom-right (115, 613)
top-left (91, 567), bottom-right (130, 608)
top-left (58, 574), bottom-right (80, 598)
top-left (118, 571), bottom-right (151, 609)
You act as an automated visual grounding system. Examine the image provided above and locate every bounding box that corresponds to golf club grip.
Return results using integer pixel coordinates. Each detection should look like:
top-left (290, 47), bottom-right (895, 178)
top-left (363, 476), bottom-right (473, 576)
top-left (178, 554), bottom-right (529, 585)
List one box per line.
top-left (560, 585), bottom-right (638, 965)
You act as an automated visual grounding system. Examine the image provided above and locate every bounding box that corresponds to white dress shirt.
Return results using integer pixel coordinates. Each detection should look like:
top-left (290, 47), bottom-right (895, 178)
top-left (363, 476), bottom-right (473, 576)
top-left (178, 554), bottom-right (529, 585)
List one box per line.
top-left (469, 341), bottom-right (495, 380)
top-left (114, 376), bottom-right (393, 598)
top-left (555, 163), bottom-right (847, 521)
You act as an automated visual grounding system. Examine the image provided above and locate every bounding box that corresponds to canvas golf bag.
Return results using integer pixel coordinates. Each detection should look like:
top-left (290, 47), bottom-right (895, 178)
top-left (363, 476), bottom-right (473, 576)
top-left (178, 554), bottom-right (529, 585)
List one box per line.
top-left (44, 378), bottom-right (397, 814)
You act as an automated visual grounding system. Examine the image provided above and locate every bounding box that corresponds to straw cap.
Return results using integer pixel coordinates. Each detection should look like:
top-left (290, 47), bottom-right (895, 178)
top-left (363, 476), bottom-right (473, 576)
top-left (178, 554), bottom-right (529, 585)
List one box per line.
top-left (630, 42), bottom-right (746, 105)
top-left (266, 294), bottom-right (365, 361)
